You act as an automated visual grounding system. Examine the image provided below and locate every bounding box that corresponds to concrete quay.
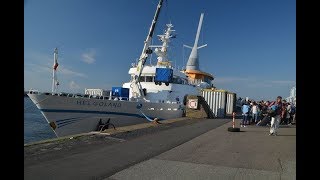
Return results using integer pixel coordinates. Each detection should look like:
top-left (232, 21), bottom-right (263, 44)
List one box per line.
top-left (24, 117), bottom-right (296, 180)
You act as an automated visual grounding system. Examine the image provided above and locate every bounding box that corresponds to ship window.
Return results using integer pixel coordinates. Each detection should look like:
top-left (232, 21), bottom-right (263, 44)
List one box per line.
top-left (172, 77), bottom-right (178, 84)
top-left (146, 76), bottom-right (153, 82)
top-left (172, 77), bottom-right (183, 84)
top-left (139, 76), bottom-right (146, 82)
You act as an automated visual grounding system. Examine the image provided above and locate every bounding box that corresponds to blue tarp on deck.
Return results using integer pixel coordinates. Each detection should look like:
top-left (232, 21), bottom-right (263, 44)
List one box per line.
top-left (112, 87), bottom-right (129, 98)
top-left (155, 68), bottom-right (173, 83)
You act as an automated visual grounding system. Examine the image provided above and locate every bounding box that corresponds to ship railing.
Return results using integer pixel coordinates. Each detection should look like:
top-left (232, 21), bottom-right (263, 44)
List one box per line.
top-left (156, 99), bottom-right (181, 104)
top-left (170, 101), bottom-right (180, 104)
top-left (34, 91), bottom-right (130, 101)
top-left (188, 79), bottom-right (203, 86)
top-left (147, 107), bottom-right (180, 111)
top-left (58, 92), bottom-right (68, 96)
top-left (113, 97), bottom-right (129, 101)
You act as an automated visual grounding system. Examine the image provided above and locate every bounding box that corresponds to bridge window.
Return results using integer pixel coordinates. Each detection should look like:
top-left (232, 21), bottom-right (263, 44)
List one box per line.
top-left (139, 76), bottom-right (146, 82)
top-left (146, 76), bottom-right (154, 82)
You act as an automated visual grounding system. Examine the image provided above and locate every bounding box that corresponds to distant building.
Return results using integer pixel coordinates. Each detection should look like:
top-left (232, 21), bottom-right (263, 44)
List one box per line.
top-left (286, 86), bottom-right (296, 105)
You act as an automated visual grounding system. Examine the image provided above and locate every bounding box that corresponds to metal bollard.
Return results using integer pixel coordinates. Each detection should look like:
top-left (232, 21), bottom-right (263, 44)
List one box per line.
top-left (228, 112), bottom-right (240, 132)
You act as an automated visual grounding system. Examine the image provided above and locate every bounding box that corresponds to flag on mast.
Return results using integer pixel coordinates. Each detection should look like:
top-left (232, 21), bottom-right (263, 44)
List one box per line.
top-left (53, 62), bottom-right (59, 70)
top-left (53, 48), bottom-right (59, 70)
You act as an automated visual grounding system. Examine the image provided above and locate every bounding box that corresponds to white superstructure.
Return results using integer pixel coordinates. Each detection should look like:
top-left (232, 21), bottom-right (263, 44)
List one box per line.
top-left (123, 23), bottom-right (199, 103)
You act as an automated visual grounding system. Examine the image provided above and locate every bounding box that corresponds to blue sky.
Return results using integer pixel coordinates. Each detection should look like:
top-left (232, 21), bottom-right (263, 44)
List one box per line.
top-left (24, 0), bottom-right (296, 101)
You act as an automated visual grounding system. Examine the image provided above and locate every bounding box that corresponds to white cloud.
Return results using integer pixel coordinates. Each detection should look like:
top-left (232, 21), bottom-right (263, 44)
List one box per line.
top-left (270, 80), bottom-right (296, 85)
top-left (214, 77), bottom-right (252, 83)
top-left (25, 62), bottom-right (87, 78)
top-left (25, 63), bottom-right (51, 73)
top-left (214, 76), bottom-right (295, 88)
top-left (25, 50), bottom-right (88, 77)
top-left (25, 50), bottom-right (87, 93)
top-left (247, 80), bottom-right (295, 88)
top-left (69, 81), bottom-right (80, 90)
top-left (202, 76), bottom-right (296, 100)
top-left (25, 51), bottom-right (53, 63)
top-left (247, 82), bottom-right (273, 88)
top-left (59, 66), bottom-right (88, 78)
top-left (81, 49), bottom-right (96, 64)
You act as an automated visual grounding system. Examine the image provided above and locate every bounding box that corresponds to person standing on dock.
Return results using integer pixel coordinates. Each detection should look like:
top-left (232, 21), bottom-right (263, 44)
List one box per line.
top-left (251, 102), bottom-right (260, 124)
top-left (268, 96), bottom-right (284, 136)
top-left (241, 102), bottom-right (250, 127)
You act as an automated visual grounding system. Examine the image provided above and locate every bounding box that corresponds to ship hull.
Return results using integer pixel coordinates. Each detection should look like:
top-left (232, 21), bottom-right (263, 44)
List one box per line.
top-left (28, 93), bottom-right (184, 137)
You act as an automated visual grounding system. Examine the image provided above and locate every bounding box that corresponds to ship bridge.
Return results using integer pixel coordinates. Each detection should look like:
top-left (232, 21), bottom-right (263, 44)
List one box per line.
top-left (184, 69), bottom-right (214, 85)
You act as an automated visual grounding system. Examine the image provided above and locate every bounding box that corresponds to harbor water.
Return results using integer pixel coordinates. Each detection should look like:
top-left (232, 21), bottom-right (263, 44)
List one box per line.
top-left (24, 97), bottom-right (56, 144)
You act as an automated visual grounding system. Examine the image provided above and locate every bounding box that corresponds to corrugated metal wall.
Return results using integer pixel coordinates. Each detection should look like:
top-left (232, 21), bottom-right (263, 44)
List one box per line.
top-left (201, 89), bottom-right (237, 118)
top-left (202, 90), bottom-right (227, 118)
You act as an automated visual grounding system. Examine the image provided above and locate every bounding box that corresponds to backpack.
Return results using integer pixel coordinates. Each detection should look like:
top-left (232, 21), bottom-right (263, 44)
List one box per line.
top-left (267, 105), bottom-right (278, 117)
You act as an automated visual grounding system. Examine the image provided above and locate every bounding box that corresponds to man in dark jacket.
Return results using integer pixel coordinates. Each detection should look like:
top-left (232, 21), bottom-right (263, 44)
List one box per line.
top-left (268, 96), bottom-right (283, 136)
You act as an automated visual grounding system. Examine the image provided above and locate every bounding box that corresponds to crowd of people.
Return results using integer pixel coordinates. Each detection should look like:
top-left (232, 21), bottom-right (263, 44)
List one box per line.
top-left (239, 96), bottom-right (296, 135)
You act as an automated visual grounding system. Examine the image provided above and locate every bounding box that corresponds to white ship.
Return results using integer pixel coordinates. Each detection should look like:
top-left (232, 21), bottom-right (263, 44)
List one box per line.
top-left (27, 0), bottom-right (214, 137)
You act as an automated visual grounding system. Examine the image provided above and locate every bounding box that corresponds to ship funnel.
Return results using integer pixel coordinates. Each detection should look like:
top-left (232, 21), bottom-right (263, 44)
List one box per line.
top-left (185, 13), bottom-right (207, 71)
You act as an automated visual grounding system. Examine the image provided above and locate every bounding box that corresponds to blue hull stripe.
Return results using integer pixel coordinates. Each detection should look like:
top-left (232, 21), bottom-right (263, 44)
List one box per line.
top-left (56, 116), bottom-right (94, 124)
top-left (58, 121), bottom-right (79, 128)
top-left (57, 119), bottom-right (79, 126)
top-left (56, 117), bottom-right (84, 123)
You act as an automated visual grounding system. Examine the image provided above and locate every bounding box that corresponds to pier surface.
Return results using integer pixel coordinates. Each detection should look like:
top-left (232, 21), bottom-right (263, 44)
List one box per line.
top-left (24, 117), bottom-right (296, 180)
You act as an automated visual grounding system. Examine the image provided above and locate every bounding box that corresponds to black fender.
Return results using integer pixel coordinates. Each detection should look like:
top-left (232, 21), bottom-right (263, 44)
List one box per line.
top-left (183, 94), bottom-right (188, 105)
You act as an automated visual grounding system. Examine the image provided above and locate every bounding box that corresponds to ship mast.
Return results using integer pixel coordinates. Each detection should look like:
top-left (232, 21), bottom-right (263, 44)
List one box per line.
top-left (131, 0), bottom-right (164, 99)
top-left (184, 13), bottom-right (207, 71)
top-left (150, 23), bottom-right (176, 65)
top-left (52, 48), bottom-right (59, 93)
